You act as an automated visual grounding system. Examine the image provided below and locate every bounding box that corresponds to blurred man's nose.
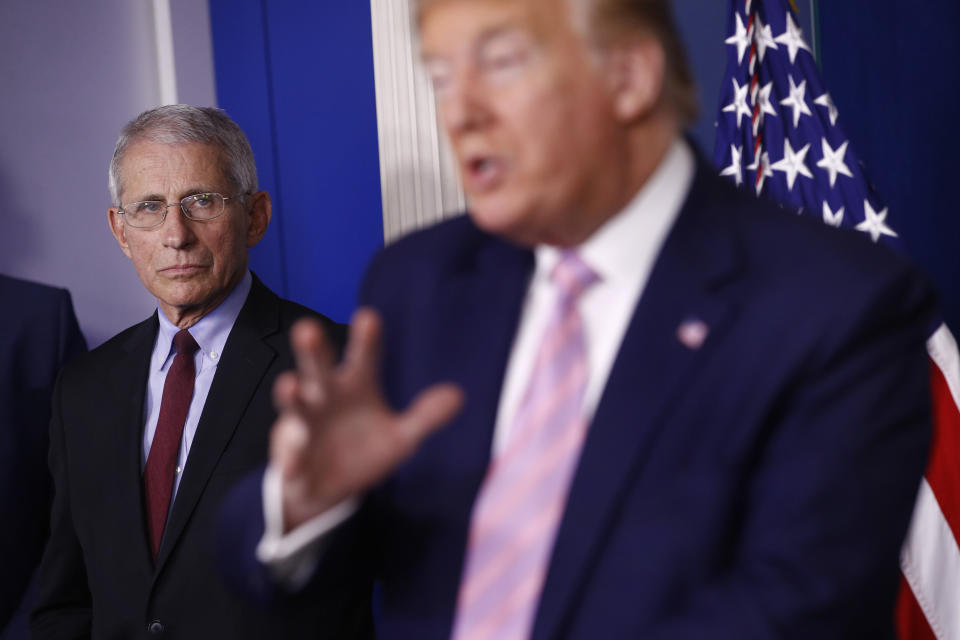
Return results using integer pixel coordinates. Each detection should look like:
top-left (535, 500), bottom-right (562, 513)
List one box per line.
top-left (439, 67), bottom-right (491, 136)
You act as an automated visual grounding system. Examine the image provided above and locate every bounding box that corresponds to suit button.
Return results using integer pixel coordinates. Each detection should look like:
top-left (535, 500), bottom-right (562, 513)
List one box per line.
top-left (147, 620), bottom-right (164, 635)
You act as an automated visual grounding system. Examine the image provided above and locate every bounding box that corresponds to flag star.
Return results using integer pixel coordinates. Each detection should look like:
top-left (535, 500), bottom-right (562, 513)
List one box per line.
top-left (725, 13), bottom-right (751, 64)
top-left (747, 150), bottom-right (773, 195)
top-left (756, 82), bottom-right (778, 125)
top-left (780, 75), bottom-right (813, 127)
top-left (774, 12), bottom-right (812, 64)
top-left (816, 139), bottom-right (854, 187)
top-left (722, 78), bottom-right (752, 127)
top-left (855, 200), bottom-right (898, 242)
top-left (753, 16), bottom-right (779, 62)
top-left (822, 201), bottom-right (844, 227)
top-left (720, 144), bottom-right (744, 186)
top-left (815, 92), bottom-right (840, 126)
top-left (771, 138), bottom-right (813, 190)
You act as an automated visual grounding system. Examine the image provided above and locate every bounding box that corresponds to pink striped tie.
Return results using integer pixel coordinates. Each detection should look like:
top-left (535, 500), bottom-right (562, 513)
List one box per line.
top-left (451, 250), bottom-right (599, 640)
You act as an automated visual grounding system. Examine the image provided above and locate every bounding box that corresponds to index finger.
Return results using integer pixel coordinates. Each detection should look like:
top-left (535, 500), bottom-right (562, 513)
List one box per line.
top-left (290, 318), bottom-right (337, 388)
top-left (341, 308), bottom-right (383, 388)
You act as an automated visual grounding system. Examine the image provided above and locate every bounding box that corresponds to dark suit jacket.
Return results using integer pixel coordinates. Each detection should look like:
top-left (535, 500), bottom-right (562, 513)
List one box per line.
top-left (224, 162), bottom-right (935, 638)
top-left (0, 275), bottom-right (86, 633)
top-left (31, 275), bottom-right (370, 640)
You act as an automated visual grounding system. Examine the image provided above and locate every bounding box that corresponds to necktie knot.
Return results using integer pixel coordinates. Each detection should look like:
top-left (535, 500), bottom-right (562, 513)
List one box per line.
top-left (551, 249), bottom-right (599, 301)
top-left (173, 329), bottom-right (199, 357)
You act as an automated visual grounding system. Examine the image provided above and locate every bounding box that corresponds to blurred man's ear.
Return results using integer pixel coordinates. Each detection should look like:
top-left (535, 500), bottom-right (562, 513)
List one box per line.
top-left (107, 207), bottom-right (133, 259)
top-left (246, 191), bottom-right (272, 248)
top-left (606, 37), bottom-right (667, 123)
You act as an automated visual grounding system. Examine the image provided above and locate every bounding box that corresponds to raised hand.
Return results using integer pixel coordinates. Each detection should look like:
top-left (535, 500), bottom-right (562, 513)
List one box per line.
top-left (271, 308), bottom-right (464, 531)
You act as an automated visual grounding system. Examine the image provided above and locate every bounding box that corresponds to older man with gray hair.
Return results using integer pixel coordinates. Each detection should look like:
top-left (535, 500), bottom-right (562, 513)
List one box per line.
top-left (30, 105), bottom-right (369, 639)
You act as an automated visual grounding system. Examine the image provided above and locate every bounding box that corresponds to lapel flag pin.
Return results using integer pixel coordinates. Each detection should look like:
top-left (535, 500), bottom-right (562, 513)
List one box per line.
top-left (676, 318), bottom-right (709, 350)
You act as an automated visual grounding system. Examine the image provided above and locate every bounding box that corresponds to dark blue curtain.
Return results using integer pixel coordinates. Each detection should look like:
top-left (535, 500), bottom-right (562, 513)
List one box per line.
top-left (209, 0), bottom-right (383, 323)
top-left (817, 0), bottom-right (960, 330)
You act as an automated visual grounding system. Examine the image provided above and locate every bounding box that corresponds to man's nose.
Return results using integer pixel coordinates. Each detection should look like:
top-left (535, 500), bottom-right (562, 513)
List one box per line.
top-left (438, 69), bottom-right (490, 135)
top-left (161, 204), bottom-right (197, 249)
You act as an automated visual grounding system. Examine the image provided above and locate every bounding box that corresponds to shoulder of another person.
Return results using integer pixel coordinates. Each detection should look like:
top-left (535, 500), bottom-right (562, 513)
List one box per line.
top-left (371, 214), bottom-right (498, 271)
top-left (0, 273), bottom-right (70, 313)
top-left (363, 214), bottom-right (525, 296)
top-left (710, 178), bottom-right (927, 293)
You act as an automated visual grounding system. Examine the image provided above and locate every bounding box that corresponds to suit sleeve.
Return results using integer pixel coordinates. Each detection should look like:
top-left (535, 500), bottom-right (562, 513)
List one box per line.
top-left (646, 261), bottom-right (936, 638)
top-left (29, 372), bottom-right (93, 640)
top-left (218, 468), bottom-right (375, 639)
top-left (0, 287), bottom-right (87, 632)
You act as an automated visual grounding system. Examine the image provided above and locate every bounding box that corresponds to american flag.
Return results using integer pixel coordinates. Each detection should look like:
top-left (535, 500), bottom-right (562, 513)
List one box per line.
top-left (714, 1), bottom-right (960, 638)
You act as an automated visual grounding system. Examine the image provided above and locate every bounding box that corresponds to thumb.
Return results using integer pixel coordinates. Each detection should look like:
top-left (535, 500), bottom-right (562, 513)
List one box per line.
top-left (271, 411), bottom-right (310, 480)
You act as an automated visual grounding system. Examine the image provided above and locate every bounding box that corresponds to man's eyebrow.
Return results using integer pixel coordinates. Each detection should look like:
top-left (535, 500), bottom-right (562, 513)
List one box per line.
top-left (178, 187), bottom-right (221, 199)
top-left (475, 24), bottom-right (529, 50)
top-left (124, 187), bottom-right (220, 203)
top-left (421, 22), bottom-right (528, 61)
top-left (124, 193), bottom-right (165, 203)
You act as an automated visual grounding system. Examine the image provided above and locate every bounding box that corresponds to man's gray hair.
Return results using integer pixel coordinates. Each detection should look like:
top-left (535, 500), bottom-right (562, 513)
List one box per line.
top-left (108, 104), bottom-right (258, 204)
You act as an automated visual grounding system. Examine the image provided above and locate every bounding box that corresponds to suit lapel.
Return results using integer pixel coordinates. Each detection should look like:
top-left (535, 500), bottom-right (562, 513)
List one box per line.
top-left (533, 165), bottom-right (746, 639)
top-left (435, 238), bottom-right (535, 471)
top-left (155, 278), bottom-right (279, 572)
top-left (111, 314), bottom-right (160, 569)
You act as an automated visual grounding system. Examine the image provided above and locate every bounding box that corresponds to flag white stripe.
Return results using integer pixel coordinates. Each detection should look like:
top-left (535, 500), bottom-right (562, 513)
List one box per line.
top-left (900, 322), bottom-right (960, 639)
top-left (901, 478), bottom-right (960, 640)
top-left (928, 323), bottom-right (960, 409)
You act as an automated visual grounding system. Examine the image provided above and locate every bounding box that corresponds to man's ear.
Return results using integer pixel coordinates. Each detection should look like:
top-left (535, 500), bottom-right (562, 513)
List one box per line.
top-left (606, 37), bottom-right (666, 123)
top-left (108, 207), bottom-right (133, 259)
top-left (245, 190), bottom-right (272, 248)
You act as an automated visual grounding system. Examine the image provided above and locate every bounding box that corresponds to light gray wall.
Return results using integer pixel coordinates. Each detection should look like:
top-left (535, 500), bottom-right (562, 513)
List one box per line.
top-left (0, 0), bottom-right (217, 347)
top-left (171, 0), bottom-right (218, 107)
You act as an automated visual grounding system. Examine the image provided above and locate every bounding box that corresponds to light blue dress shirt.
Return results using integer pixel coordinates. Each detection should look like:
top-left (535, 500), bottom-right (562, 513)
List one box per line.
top-left (141, 271), bottom-right (252, 503)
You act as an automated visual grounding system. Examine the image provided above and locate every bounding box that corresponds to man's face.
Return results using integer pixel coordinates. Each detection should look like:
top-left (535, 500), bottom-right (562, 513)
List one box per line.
top-left (420, 0), bottom-right (626, 246)
top-left (108, 141), bottom-right (269, 325)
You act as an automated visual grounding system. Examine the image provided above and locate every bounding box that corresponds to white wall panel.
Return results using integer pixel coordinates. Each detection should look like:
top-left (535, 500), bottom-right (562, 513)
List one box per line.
top-left (370, 0), bottom-right (464, 244)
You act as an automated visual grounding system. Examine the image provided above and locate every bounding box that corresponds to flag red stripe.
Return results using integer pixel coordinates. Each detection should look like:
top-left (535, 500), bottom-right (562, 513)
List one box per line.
top-left (923, 360), bottom-right (960, 548)
top-left (896, 574), bottom-right (938, 640)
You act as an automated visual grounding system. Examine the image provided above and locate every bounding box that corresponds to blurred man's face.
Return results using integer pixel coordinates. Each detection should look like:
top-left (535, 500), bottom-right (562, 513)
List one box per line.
top-left (420, 0), bottom-right (626, 246)
top-left (107, 141), bottom-right (268, 326)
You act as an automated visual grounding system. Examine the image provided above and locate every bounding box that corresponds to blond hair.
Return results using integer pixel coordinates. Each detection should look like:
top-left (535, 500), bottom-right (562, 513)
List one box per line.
top-left (414, 0), bottom-right (698, 126)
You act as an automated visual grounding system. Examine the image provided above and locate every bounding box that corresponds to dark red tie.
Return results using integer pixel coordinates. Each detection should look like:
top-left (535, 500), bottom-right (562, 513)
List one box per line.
top-left (144, 329), bottom-right (199, 561)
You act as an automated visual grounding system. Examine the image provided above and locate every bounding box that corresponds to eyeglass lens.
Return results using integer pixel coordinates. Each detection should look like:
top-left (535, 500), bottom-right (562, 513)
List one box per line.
top-left (120, 193), bottom-right (227, 228)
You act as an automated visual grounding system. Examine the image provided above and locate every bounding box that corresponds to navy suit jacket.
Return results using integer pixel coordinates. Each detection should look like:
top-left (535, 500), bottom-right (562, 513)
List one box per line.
top-left (0, 275), bottom-right (86, 633)
top-left (224, 160), bottom-right (935, 638)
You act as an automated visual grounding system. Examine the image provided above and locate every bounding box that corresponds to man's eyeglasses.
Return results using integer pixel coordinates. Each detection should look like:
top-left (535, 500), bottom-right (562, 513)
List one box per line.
top-left (117, 192), bottom-right (245, 229)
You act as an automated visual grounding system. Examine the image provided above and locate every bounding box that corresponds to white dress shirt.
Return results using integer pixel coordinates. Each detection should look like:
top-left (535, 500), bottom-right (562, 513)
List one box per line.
top-left (142, 271), bottom-right (252, 504)
top-left (257, 139), bottom-right (695, 581)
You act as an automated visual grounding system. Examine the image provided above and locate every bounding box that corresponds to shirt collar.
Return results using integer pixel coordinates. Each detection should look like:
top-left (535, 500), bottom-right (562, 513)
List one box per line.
top-left (152, 270), bottom-right (253, 371)
top-left (534, 138), bottom-right (695, 288)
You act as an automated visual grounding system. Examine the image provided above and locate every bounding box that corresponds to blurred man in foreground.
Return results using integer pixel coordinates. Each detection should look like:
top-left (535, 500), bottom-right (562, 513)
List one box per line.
top-left (225, 1), bottom-right (935, 637)
top-left (31, 105), bottom-right (366, 639)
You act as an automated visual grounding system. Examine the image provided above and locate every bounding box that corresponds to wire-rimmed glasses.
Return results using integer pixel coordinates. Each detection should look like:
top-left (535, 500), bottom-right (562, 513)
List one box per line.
top-left (117, 192), bottom-right (244, 229)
